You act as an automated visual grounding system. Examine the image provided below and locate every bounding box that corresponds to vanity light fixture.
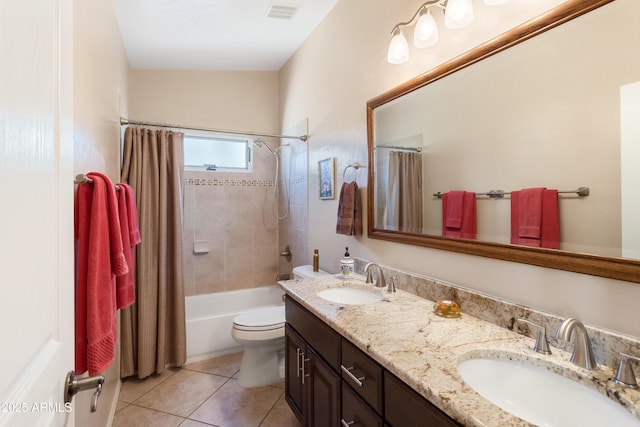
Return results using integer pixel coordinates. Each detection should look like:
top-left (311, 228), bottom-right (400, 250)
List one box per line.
top-left (387, 0), bottom-right (511, 64)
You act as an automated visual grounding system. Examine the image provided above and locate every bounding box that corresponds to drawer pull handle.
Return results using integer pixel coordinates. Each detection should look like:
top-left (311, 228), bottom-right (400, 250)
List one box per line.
top-left (341, 365), bottom-right (365, 387)
top-left (341, 420), bottom-right (355, 427)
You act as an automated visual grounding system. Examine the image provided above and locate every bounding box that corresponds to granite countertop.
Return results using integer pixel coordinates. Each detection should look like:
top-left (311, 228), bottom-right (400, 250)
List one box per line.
top-left (279, 274), bottom-right (640, 427)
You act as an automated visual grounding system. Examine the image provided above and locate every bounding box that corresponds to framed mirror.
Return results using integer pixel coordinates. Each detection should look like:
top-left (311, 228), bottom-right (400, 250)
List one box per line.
top-left (367, 0), bottom-right (640, 283)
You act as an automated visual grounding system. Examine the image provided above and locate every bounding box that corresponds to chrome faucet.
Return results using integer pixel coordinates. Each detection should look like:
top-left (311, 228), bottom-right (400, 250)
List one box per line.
top-left (555, 318), bottom-right (597, 370)
top-left (363, 262), bottom-right (386, 289)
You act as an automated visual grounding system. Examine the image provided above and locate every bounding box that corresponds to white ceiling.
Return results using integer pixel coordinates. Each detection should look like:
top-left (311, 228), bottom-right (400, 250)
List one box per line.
top-left (112, 0), bottom-right (338, 71)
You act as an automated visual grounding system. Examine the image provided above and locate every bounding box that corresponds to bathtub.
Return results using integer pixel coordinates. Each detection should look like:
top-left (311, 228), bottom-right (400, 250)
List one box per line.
top-left (185, 286), bottom-right (285, 363)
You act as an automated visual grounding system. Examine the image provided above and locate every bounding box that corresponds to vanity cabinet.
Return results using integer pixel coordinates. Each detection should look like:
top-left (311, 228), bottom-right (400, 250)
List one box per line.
top-left (285, 296), bottom-right (460, 427)
top-left (385, 371), bottom-right (460, 427)
top-left (285, 299), bottom-right (341, 426)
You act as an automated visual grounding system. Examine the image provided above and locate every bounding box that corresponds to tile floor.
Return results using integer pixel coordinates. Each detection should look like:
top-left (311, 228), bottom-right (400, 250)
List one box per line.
top-left (113, 352), bottom-right (301, 427)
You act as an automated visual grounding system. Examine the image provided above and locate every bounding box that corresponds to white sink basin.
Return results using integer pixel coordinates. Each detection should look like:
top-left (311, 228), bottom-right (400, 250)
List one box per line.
top-left (458, 357), bottom-right (639, 426)
top-left (316, 287), bottom-right (382, 305)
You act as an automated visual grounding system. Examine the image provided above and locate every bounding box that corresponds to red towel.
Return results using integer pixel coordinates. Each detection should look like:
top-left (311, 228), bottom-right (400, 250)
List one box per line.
top-left (444, 191), bottom-right (464, 229)
top-left (115, 183), bottom-right (140, 309)
top-left (442, 191), bottom-right (476, 239)
top-left (75, 172), bottom-right (128, 376)
top-left (121, 183), bottom-right (141, 245)
top-left (511, 188), bottom-right (559, 249)
top-left (518, 188), bottom-right (544, 238)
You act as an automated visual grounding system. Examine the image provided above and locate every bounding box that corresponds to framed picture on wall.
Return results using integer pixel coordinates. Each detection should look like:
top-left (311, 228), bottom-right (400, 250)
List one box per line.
top-left (319, 157), bottom-right (336, 200)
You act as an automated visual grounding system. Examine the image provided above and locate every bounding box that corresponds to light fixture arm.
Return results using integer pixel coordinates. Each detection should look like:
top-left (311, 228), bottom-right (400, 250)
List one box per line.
top-left (389, 0), bottom-right (445, 34)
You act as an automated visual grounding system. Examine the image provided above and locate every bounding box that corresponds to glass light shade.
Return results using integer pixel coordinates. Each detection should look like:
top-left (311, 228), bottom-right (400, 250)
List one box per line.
top-left (413, 10), bottom-right (439, 48)
top-left (387, 29), bottom-right (409, 64)
top-left (444, 0), bottom-right (474, 29)
top-left (484, 0), bottom-right (511, 4)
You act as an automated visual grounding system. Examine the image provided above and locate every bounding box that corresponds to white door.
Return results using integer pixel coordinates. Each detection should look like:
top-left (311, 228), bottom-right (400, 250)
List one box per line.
top-left (0, 0), bottom-right (75, 426)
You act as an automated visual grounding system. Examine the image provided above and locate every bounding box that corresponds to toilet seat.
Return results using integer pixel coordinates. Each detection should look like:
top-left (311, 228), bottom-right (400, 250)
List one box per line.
top-left (233, 305), bottom-right (285, 332)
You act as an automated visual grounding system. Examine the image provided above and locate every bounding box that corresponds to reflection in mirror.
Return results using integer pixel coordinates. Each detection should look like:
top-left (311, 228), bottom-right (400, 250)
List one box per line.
top-left (375, 138), bottom-right (423, 233)
top-left (367, 0), bottom-right (640, 283)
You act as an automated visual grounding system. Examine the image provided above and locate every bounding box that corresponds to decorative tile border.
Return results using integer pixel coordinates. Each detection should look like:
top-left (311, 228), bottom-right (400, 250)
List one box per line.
top-left (184, 176), bottom-right (307, 187)
top-left (185, 178), bottom-right (275, 187)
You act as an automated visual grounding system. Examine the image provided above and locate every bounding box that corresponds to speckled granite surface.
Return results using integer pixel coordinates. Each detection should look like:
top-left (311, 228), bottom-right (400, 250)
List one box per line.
top-left (279, 273), bottom-right (640, 426)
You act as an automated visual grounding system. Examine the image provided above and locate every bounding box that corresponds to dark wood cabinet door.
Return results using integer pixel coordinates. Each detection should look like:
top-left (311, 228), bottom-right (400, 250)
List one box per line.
top-left (309, 347), bottom-right (341, 427)
top-left (384, 372), bottom-right (461, 427)
top-left (285, 325), bottom-right (306, 424)
top-left (341, 380), bottom-right (383, 427)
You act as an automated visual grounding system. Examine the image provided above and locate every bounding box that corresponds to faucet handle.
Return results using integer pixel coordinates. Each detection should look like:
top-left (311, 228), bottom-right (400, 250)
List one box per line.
top-left (516, 319), bottom-right (552, 355)
top-left (387, 276), bottom-right (397, 293)
top-left (615, 352), bottom-right (640, 388)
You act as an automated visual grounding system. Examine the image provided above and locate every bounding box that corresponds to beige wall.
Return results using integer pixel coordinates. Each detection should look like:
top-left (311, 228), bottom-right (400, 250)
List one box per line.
top-left (129, 70), bottom-right (283, 295)
top-left (73, 0), bottom-right (129, 423)
top-left (279, 0), bottom-right (640, 338)
top-left (128, 70), bottom-right (279, 133)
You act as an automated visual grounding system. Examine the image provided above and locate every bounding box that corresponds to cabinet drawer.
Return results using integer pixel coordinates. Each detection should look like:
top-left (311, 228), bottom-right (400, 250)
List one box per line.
top-left (342, 380), bottom-right (383, 427)
top-left (341, 339), bottom-right (383, 414)
top-left (384, 371), bottom-right (461, 427)
top-left (286, 296), bottom-right (341, 370)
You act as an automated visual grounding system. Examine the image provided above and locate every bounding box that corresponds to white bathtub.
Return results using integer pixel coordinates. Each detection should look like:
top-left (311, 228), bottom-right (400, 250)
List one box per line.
top-left (185, 286), bottom-right (285, 363)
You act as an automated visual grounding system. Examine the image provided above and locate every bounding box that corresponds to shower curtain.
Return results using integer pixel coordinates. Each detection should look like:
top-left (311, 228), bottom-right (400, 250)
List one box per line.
top-left (387, 151), bottom-right (423, 232)
top-left (119, 127), bottom-right (187, 379)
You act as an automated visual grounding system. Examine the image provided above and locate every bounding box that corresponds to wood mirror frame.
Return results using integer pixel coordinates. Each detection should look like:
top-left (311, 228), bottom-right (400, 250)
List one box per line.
top-left (366, 0), bottom-right (640, 284)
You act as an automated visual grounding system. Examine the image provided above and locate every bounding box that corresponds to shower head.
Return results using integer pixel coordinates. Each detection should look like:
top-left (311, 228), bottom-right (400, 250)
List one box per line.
top-left (252, 138), bottom-right (276, 155)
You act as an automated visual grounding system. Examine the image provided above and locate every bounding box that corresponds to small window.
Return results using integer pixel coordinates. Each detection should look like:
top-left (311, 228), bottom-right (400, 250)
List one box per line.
top-left (184, 133), bottom-right (252, 172)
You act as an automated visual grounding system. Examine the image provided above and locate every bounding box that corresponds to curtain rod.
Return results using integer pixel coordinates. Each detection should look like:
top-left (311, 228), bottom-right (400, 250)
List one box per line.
top-left (120, 118), bottom-right (308, 142)
top-left (375, 144), bottom-right (422, 152)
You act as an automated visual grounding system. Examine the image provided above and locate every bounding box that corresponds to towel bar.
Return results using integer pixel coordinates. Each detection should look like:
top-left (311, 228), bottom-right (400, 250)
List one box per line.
top-left (342, 163), bottom-right (366, 182)
top-left (74, 173), bottom-right (120, 191)
top-left (433, 187), bottom-right (589, 199)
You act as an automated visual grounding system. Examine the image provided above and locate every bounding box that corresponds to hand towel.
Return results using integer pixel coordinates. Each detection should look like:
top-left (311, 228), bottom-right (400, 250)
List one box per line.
top-left (518, 187), bottom-right (544, 239)
top-left (442, 191), bottom-right (477, 239)
top-left (540, 189), bottom-right (559, 249)
top-left (444, 191), bottom-right (465, 229)
top-left (510, 188), bottom-right (559, 249)
top-left (121, 183), bottom-right (141, 245)
top-left (336, 181), bottom-right (363, 236)
top-left (75, 172), bottom-right (129, 376)
top-left (115, 183), bottom-right (141, 309)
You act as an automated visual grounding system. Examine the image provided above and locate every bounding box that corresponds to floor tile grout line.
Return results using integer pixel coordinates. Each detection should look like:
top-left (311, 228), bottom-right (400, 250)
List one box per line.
top-left (257, 390), bottom-right (286, 427)
top-left (127, 371), bottom-right (233, 420)
top-left (122, 401), bottom-right (188, 421)
top-left (184, 376), bottom-right (235, 421)
top-left (121, 368), bottom-right (180, 404)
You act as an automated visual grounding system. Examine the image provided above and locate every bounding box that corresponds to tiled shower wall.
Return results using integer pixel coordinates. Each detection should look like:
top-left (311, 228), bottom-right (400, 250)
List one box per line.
top-left (182, 145), bottom-right (280, 296)
top-left (182, 136), bottom-right (309, 296)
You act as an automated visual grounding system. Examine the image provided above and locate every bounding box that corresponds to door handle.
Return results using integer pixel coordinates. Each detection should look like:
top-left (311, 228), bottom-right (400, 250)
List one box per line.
top-left (64, 371), bottom-right (105, 412)
top-left (301, 354), bottom-right (310, 385)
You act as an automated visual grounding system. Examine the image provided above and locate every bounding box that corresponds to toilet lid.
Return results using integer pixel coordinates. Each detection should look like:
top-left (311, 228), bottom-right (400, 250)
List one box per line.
top-left (233, 305), bottom-right (285, 331)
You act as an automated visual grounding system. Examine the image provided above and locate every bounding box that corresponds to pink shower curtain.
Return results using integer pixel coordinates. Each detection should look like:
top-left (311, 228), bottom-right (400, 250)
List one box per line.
top-left (119, 127), bottom-right (186, 379)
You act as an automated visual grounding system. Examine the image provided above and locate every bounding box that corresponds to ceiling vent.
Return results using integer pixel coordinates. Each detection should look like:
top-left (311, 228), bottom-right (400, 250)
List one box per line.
top-left (267, 3), bottom-right (298, 20)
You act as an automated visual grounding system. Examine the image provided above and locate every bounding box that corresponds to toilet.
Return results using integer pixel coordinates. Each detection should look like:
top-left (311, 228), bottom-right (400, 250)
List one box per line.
top-left (231, 265), bottom-right (329, 387)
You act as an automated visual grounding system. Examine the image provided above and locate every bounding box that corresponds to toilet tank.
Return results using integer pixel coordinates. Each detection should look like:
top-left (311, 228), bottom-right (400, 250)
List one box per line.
top-left (292, 265), bottom-right (330, 279)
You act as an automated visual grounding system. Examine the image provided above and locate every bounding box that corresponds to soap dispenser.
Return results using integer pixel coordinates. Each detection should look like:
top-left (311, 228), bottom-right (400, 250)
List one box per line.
top-left (339, 247), bottom-right (354, 278)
